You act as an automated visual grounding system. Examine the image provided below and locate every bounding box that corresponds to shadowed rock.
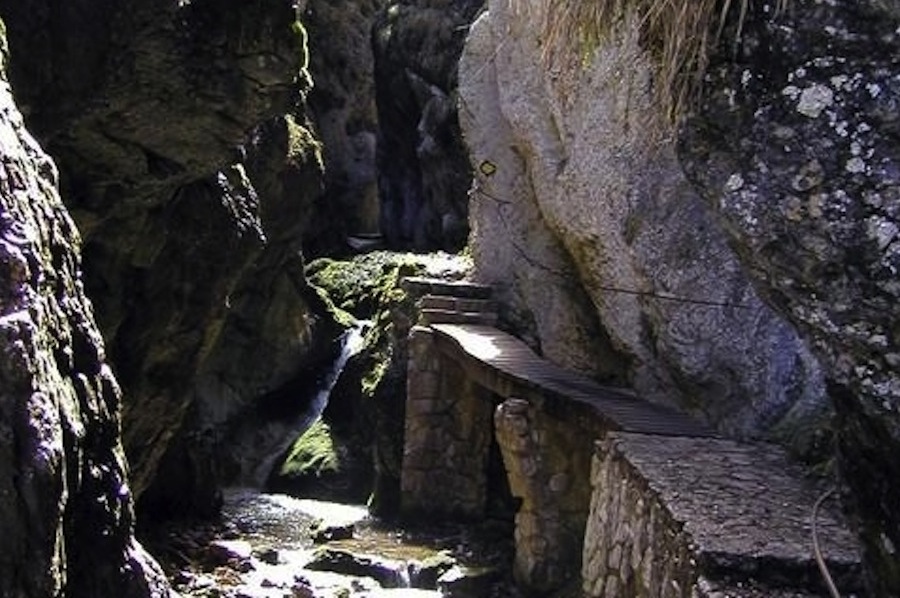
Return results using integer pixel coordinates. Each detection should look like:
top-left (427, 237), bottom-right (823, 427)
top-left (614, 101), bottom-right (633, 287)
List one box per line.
top-left (0, 0), bottom-right (333, 508)
top-left (0, 21), bottom-right (172, 596)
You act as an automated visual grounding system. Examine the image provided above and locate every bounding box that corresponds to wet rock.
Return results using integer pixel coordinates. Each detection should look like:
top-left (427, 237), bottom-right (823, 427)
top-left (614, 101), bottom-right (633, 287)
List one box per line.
top-left (295, 569), bottom-right (382, 596)
top-left (436, 564), bottom-right (501, 597)
top-left (255, 547), bottom-right (281, 566)
top-left (407, 552), bottom-right (456, 589)
top-left (313, 521), bottom-right (356, 544)
top-left (306, 547), bottom-right (409, 588)
top-left (208, 540), bottom-right (254, 569)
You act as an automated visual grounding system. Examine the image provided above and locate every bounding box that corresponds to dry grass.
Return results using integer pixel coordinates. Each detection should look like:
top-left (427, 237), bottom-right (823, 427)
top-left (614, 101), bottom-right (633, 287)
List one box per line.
top-left (542, 0), bottom-right (789, 122)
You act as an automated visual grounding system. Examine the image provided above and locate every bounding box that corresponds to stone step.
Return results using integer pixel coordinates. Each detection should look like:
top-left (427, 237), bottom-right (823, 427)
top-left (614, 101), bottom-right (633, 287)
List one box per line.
top-left (419, 294), bottom-right (496, 314)
top-left (402, 276), bottom-right (493, 299)
top-left (583, 433), bottom-right (864, 597)
top-left (419, 308), bottom-right (498, 327)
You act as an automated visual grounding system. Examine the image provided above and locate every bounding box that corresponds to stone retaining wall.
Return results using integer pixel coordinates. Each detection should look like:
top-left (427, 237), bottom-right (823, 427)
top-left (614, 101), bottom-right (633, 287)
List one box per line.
top-left (495, 397), bottom-right (593, 592)
top-left (401, 325), bottom-right (494, 518)
top-left (583, 433), bottom-right (864, 597)
top-left (584, 436), bottom-right (707, 597)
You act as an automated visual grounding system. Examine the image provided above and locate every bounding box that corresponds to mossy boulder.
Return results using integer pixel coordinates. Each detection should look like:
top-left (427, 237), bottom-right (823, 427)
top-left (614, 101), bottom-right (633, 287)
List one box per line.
top-left (279, 418), bottom-right (340, 478)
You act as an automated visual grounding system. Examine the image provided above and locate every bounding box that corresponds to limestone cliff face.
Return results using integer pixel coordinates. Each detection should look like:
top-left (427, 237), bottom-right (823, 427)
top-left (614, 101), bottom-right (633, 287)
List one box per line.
top-left (373, 0), bottom-right (483, 251)
top-left (0, 0), bottom-right (334, 503)
top-left (458, 2), bottom-right (827, 451)
top-left (0, 22), bottom-right (171, 597)
top-left (680, 1), bottom-right (900, 591)
top-left (302, 0), bottom-right (385, 256)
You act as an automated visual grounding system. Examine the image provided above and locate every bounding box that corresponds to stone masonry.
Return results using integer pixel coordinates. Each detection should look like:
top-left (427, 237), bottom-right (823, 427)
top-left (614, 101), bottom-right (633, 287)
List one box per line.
top-left (400, 278), bottom-right (864, 596)
top-left (401, 324), bottom-right (494, 518)
top-left (583, 434), bottom-right (864, 597)
top-left (495, 397), bottom-right (594, 592)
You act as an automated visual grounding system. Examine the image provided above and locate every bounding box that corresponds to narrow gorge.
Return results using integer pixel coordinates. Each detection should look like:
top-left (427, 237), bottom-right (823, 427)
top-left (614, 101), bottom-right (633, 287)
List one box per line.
top-left (0, 0), bottom-right (898, 597)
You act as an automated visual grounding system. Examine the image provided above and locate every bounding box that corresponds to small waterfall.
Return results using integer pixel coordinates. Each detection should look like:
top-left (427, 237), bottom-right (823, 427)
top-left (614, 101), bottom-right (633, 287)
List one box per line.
top-left (247, 320), bottom-right (369, 486)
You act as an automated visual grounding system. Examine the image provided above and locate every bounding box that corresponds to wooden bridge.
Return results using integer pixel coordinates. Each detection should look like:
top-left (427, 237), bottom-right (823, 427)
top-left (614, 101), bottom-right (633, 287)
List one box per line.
top-left (399, 277), bottom-right (864, 597)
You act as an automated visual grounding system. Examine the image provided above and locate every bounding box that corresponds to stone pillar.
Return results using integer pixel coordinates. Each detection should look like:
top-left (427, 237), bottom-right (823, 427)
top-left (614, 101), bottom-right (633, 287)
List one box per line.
top-left (401, 326), bottom-right (493, 518)
top-left (494, 397), bottom-right (593, 593)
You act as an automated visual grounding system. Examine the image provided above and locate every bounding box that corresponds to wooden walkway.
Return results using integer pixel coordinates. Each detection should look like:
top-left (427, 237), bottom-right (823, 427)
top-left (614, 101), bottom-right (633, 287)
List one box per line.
top-left (430, 323), bottom-right (715, 438)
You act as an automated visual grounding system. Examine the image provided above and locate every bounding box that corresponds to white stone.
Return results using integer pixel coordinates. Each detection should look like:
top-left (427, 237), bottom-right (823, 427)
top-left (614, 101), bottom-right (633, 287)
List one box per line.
top-left (845, 157), bottom-right (867, 174)
top-left (725, 173), bottom-right (744, 192)
top-left (796, 84), bottom-right (834, 118)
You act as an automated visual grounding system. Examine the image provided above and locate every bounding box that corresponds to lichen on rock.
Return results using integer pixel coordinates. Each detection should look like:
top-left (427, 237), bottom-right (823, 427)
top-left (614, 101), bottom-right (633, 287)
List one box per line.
top-left (679, 1), bottom-right (900, 592)
top-left (0, 18), bottom-right (171, 595)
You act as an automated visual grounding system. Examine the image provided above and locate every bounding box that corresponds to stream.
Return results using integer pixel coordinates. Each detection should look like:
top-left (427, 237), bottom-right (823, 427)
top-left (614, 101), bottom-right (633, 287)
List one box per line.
top-left (153, 488), bottom-right (518, 597)
top-left (148, 321), bottom-right (520, 597)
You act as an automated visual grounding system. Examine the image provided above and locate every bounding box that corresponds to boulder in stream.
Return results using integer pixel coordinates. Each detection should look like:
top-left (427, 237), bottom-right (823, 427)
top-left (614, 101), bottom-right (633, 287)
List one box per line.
top-left (306, 547), bottom-right (410, 589)
top-left (436, 564), bottom-right (502, 597)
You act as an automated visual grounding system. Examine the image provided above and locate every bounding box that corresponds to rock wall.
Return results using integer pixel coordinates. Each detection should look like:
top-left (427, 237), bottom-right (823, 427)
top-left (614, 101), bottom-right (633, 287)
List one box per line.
top-left (0, 22), bottom-right (171, 596)
top-left (372, 0), bottom-right (484, 251)
top-left (141, 114), bottom-right (338, 516)
top-left (0, 0), bottom-right (334, 507)
top-left (679, 1), bottom-right (900, 592)
top-left (302, 0), bottom-right (384, 256)
top-left (457, 2), bottom-right (827, 454)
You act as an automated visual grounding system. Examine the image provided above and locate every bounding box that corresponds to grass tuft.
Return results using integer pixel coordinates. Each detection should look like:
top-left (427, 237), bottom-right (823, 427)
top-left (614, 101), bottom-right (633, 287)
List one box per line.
top-left (542, 0), bottom-right (789, 122)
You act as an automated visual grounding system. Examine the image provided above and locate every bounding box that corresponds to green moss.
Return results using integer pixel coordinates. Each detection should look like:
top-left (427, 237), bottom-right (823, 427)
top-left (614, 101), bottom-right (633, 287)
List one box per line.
top-left (284, 114), bottom-right (322, 170)
top-left (306, 251), bottom-right (425, 318)
top-left (291, 18), bottom-right (310, 71)
top-left (0, 18), bottom-right (8, 72)
top-left (279, 418), bottom-right (339, 478)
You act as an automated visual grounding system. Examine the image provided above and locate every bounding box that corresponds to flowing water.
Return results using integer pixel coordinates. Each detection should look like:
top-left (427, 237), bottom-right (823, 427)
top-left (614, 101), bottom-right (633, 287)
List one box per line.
top-left (247, 322), bottom-right (370, 487)
top-left (159, 487), bottom-right (516, 597)
top-left (152, 320), bottom-right (518, 597)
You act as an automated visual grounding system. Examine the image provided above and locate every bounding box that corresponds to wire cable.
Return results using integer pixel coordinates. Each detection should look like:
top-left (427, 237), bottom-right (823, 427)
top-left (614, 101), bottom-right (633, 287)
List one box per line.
top-left (812, 486), bottom-right (842, 598)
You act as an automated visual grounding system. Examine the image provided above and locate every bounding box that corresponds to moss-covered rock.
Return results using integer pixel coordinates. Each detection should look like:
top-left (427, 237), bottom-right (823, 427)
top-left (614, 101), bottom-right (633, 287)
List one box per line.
top-left (306, 251), bottom-right (471, 514)
top-left (0, 0), bottom-right (334, 518)
top-left (0, 17), bottom-right (171, 594)
top-left (279, 418), bottom-right (340, 479)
